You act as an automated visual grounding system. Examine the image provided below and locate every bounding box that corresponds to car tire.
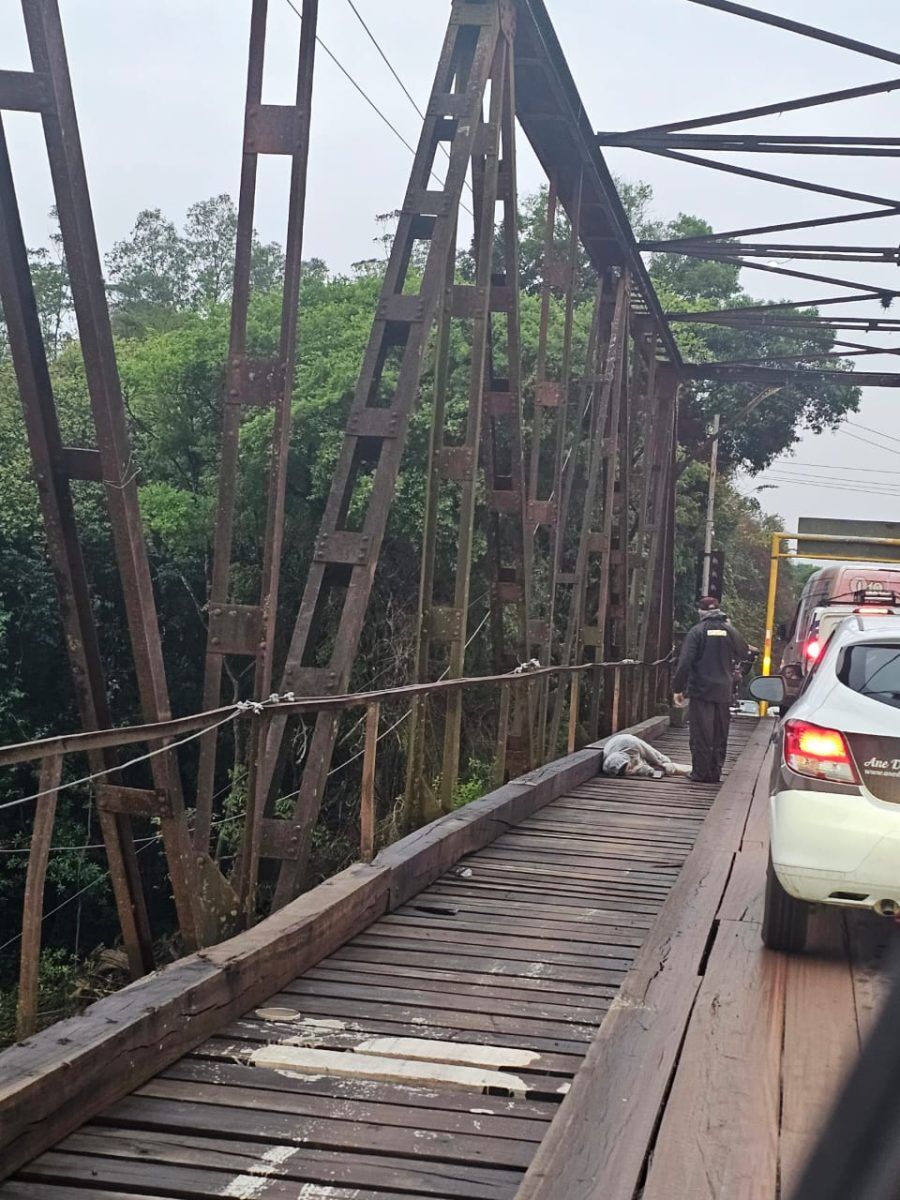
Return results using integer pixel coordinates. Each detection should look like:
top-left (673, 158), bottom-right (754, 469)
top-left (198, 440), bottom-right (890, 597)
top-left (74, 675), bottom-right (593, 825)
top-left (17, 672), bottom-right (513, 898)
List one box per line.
top-left (761, 854), bottom-right (809, 952)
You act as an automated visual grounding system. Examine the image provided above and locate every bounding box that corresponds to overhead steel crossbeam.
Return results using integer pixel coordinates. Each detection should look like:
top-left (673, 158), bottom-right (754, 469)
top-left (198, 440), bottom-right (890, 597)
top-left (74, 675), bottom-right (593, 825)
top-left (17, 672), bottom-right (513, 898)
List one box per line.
top-left (685, 364), bottom-right (900, 387)
top-left (642, 242), bottom-right (900, 264)
top-left (598, 0), bottom-right (900, 389)
top-left (600, 133), bottom-right (900, 157)
top-left (620, 78), bottom-right (900, 137)
top-left (0, 0), bottom-right (230, 971)
top-left (684, 0), bottom-right (900, 68)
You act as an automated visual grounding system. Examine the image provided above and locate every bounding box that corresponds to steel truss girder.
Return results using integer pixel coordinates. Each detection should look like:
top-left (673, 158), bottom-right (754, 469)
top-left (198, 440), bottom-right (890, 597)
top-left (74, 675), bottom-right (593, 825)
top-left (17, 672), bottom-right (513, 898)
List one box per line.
top-left (547, 273), bottom-right (629, 752)
top-left (405, 30), bottom-right (513, 820)
top-left (528, 174), bottom-right (582, 758)
top-left (0, 0), bottom-right (220, 970)
top-left (242, 0), bottom-right (505, 909)
top-left (193, 0), bottom-right (318, 905)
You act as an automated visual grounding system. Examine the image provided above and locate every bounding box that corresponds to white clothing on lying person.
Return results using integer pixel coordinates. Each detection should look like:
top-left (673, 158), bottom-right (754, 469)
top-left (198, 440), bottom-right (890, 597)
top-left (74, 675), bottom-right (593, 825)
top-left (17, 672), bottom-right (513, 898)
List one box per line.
top-left (601, 733), bottom-right (691, 779)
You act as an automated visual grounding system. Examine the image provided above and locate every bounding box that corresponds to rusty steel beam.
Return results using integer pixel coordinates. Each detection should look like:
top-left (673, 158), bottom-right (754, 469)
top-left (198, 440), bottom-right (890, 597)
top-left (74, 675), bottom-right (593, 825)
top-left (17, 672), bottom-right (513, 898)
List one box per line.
top-left (195, 0), bottom-right (318, 892)
top-left (528, 173), bottom-right (583, 756)
top-left (481, 49), bottom-right (533, 782)
top-left (548, 274), bottom-right (629, 753)
top-left (685, 0), bottom-right (900, 69)
top-left (634, 145), bottom-right (900, 211)
top-left (684, 363), bottom-right (900, 387)
top-left (404, 30), bottom-right (510, 821)
top-left (643, 241), bottom-right (900, 263)
top-left (665, 208), bottom-right (900, 244)
top-left (513, 0), bottom-right (680, 369)
top-left (622, 77), bottom-right (900, 137)
top-left (664, 294), bottom-right (883, 314)
top-left (243, 1), bottom-right (505, 909)
top-left (601, 132), bottom-right (900, 157)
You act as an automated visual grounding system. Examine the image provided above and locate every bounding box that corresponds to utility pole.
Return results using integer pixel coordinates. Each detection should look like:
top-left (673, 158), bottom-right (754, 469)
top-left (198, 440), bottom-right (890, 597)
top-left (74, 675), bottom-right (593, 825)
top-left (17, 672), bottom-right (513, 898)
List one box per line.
top-left (701, 413), bottom-right (720, 596)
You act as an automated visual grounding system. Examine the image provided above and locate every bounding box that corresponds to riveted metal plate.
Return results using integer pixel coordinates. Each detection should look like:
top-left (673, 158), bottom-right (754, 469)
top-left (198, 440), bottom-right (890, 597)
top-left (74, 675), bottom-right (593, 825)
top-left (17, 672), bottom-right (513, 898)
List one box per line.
top-left (528, 499), bottom-right (557, 526)
top-left (485, 390), bottom-right (518, 417)
top-left (438, 446), bottom-right (475, 481)
top-left (227, 356), bottom-right (285, 407)
top-left (96, 785), bottom-right (172, 819)
top-left (429, 606), bottom-right (463, 642)
top-left (348, 408), bottom-right (401, 439)
top-left (208, 604), bottom-right (264, 656)
top-left (245, 104), bottom-right (308, 154)
top-left (494, 580), bottom-right (524, 604)
top-left (536, 381), bottom-right (563, 408)
top-left (313, 531), bottom-right (371, 566)
top-left (377, 294), bottom-right (426, 323)
top-left (259, 817), bottom-right (302, 861)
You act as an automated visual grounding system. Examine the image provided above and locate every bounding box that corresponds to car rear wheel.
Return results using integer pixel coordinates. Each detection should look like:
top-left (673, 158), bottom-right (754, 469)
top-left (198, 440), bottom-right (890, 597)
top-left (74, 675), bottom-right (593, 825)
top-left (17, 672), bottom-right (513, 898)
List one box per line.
top-left (762, 854), bottom-right (809, 952)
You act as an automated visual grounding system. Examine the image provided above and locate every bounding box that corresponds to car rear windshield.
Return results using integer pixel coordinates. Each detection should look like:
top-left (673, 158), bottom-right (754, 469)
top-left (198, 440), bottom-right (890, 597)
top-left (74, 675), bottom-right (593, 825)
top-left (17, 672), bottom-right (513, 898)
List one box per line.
top-left (838, 643), bottom-right (900, 708)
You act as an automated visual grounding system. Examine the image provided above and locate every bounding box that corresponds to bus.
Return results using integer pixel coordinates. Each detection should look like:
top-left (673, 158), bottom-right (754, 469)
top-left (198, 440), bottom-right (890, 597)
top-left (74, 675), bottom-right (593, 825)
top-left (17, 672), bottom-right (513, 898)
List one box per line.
top-left (779, 565), bottom-right (900, 706)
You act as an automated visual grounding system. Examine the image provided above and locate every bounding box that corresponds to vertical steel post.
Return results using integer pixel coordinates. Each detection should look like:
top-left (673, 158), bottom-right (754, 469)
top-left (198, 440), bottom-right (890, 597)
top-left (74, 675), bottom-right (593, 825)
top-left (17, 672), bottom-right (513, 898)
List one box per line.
top-left (196, 0), bottom-right (318, 909)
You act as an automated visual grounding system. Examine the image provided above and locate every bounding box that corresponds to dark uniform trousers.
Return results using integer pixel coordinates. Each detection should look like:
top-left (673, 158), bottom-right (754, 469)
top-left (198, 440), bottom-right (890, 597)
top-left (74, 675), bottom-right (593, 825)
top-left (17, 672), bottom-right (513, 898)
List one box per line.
top-left (689, 698), bottom-right (731, 783)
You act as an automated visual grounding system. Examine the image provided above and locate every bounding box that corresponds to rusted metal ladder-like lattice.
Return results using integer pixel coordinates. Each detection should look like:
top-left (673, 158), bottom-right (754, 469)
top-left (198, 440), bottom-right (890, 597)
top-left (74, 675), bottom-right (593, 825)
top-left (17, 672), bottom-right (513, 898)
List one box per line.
top-left (405, 24), bottom-right (532, 821)
top-left (187, 0), bottom-right (320, 917)
top-left (243, 0), bottom-right (509, 908)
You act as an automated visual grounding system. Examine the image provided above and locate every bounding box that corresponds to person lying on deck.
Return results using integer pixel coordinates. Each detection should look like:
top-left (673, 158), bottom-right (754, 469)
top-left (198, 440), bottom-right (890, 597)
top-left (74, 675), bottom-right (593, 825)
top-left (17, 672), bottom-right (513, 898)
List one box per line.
top-left (600, 733), bottom-right (692, 780)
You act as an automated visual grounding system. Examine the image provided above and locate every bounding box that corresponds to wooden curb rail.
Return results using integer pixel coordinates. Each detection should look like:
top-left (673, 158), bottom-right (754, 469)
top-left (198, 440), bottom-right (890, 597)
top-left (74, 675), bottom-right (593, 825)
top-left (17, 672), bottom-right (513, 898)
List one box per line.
top-left (0, 714), bottom-right (668, 1182)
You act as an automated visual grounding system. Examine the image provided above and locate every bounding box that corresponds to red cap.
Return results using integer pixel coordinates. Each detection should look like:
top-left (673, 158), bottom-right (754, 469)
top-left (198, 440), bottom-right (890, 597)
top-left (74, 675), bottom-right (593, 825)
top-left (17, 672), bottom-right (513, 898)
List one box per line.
top-left (699, 596), bottom-right (719, 611)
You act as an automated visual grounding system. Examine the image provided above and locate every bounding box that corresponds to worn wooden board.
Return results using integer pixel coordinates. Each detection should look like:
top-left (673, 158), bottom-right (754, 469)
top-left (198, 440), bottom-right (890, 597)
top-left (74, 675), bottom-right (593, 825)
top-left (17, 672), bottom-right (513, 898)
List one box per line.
top-left (1, 719), bottom-right (662, 1183)
top-left (780, 910), bottom-right (860, 1197)
top-left (376, 716), bottom-right (668, 908)
top-left (641, 919), bottom-right (786, 1200)
top-left (0, 863), bottom-right (390, 1180)
top-left (515, 720), bottom-right (771, 1200)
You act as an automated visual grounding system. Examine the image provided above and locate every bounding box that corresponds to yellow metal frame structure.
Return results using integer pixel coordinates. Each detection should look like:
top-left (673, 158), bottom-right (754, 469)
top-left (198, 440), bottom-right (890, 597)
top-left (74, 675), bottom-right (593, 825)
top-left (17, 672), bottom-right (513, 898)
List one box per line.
top-left (761, 532), bottom-right (900, 712)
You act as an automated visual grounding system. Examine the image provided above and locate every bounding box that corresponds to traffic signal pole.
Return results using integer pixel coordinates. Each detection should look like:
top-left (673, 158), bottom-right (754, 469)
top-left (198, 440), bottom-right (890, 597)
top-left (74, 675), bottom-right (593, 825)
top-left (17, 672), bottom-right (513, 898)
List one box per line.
top-left (700, 412), bottom-right (720, 596)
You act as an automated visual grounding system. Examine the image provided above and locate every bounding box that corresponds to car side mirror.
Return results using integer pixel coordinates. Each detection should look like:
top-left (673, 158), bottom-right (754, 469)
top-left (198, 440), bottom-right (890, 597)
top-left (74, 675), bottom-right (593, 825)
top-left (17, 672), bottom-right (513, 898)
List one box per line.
top-left (749, 675), bottom-right (785, 706)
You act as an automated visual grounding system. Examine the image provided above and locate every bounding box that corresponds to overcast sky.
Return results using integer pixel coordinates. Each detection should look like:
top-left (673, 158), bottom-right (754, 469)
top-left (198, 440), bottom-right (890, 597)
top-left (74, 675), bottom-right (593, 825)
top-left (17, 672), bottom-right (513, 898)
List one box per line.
top-left (2, 0), bottom-right (899, 533)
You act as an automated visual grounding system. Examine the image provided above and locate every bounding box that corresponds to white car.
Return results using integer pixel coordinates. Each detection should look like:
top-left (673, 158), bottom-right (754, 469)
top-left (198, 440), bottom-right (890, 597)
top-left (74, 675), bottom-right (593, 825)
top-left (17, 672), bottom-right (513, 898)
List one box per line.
top-left (750, 615), bottom-right (900, 952)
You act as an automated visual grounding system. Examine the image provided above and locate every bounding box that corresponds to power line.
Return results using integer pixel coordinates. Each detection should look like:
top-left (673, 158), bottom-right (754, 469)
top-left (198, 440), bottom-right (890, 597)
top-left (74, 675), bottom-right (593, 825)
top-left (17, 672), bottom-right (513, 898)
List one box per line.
top-left (846, 417), bottom-right (900, 447)
top-left (772, 460), bottom-right (900, 476)
top-left (282, 0), bottom-right (472, 216)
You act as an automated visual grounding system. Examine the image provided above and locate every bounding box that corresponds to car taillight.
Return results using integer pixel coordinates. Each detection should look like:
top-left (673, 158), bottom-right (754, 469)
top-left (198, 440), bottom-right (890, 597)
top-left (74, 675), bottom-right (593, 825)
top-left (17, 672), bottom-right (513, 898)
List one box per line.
top-left (784, 719), bottom-right (860, 785)
top-left (804, 638), bottom-right (822, 662)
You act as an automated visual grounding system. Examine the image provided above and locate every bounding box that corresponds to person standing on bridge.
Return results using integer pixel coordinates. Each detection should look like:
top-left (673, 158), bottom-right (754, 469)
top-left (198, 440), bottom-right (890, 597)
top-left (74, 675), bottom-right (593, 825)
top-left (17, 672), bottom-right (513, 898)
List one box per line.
top-left (672, 595), bottom-right (750, 784)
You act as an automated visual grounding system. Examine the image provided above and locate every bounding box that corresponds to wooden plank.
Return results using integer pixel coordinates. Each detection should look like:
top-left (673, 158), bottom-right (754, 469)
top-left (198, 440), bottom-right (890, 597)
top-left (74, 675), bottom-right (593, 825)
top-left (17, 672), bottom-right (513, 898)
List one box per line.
top-left (717, 842), bottom-right (767, 924)
top-left (25, 1136), bottom-right (519, 1200)
top-left (140, 1071), bottom-right (550, 1142)
top-left (641, 920), bottom-right (786, 1200)
top-left (780, 909), bottom-right (860, 1196)
top-left (162, 1056), bottom-right (559, 1121)
top-left (98, 1092), bottom-right (535, 1169)
top-left (515, 720), bottom-right (772, 1200)
top-left (0, 863), bottom-right (390, 1180)
top-left (847, 908), bottom-right (895, 1040)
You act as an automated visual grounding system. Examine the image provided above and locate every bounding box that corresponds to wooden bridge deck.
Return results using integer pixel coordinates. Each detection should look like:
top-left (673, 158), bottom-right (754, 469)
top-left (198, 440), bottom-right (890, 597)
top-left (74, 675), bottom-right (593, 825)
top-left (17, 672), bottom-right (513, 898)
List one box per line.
top-left (0, 719), bottom-right (892, 1200)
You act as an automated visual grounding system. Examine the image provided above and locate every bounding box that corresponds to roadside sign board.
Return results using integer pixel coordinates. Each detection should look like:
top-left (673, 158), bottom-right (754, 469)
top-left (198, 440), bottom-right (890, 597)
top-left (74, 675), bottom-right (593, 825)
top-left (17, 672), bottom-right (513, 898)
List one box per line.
top-left (797, 518), bottom-right (900, 563)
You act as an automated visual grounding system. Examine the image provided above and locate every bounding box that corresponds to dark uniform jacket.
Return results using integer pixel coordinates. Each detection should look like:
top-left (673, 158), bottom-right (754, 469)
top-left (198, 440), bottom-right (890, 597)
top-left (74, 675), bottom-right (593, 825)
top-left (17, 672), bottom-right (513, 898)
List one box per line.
top-left (672, 610), bottom-right (750, 705)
